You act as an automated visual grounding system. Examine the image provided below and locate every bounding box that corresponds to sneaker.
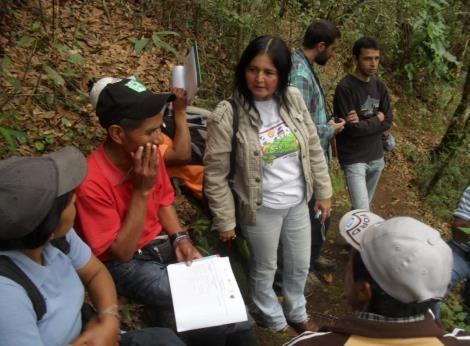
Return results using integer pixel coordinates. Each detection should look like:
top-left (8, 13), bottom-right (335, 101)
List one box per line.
top-left (288, 319), bottom-right (319, 333)
top-left (312, 256), bottom-right (337, 272)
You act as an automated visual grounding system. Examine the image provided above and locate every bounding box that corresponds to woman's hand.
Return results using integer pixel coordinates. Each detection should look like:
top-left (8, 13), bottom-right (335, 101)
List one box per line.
top-left (219, 229), bottom-right (236, 242)
top-left (72, 314), bottom-right (120, 346)
top-left (314, 198), bottom-right (332, 224)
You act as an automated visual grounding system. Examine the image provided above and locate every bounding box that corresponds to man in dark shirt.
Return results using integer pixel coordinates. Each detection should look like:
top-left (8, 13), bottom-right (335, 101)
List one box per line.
top-left (333, 37), bottom-right (393, 210)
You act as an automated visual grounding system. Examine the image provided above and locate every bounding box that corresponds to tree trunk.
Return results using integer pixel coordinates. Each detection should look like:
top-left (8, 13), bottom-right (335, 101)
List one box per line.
top-left (433, 66), bottom-right (470, 156)
top-left (425, 67), bottom-right (470, 195)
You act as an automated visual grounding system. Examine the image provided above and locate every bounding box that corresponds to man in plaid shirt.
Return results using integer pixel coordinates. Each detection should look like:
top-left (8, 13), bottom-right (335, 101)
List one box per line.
top-left (290, 20), bottom-right (345, 274)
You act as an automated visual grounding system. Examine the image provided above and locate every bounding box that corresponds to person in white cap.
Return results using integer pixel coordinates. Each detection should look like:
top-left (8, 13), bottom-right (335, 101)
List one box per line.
top-left (285, 209), bottom-right (470, 346)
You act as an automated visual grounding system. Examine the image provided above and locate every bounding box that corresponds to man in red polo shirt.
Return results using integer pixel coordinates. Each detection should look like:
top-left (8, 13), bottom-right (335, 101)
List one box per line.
top-left (75, 78), bottom-right (200, 268)
top-left (75, 77), bottom-right (257, 345)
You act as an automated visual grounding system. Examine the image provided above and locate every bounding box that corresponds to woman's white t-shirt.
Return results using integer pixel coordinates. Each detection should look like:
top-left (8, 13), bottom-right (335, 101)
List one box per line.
top-left (255, 99), bottom-right (305, 209)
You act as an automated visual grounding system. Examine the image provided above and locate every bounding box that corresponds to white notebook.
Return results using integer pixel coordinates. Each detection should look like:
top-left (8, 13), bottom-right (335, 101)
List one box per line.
top-left (171, 41), bottom-right (201, 102)
top-left (167, 256), bottom-right (247, 332)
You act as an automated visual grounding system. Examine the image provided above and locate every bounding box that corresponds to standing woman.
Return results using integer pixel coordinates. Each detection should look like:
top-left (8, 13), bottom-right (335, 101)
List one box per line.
top-left (204, 36), bottom-right (332, 335)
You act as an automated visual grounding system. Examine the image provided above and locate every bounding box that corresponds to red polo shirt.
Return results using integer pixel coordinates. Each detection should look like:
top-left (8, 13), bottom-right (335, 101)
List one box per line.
top-left (75, 144), bottom-right (174, 262)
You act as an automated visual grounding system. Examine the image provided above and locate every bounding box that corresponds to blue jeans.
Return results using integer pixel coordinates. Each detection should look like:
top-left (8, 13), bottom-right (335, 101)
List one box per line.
top-left (241, 200), bottom-right (310, 331)
top-left (343, 158), bottom-right (385, 210)
top-left (431, 241), bottom-right (469, 317)
top-left (449, 241), bottom-right (470, 287)
top-left (105, 258), bottom-right (255, 344)
top-left (106, 258), bottom-right (173, 310)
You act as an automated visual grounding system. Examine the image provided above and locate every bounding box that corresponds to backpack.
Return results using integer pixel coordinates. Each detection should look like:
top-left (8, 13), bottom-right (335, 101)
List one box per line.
top-left (162, 102), bottom-right (239, 167)
top-left (162, 106), bottom-right (211, 165)
top-left (0, 237), bottom-right (70, 321)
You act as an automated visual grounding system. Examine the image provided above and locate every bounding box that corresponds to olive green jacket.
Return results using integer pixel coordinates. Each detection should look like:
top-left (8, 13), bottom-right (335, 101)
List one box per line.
top-left (204, 86), bottom-right (332, 232)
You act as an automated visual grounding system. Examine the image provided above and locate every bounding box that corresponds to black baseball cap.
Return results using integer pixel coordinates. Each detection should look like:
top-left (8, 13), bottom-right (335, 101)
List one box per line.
top-left (90, 78), bottom-right (176, 128)
top-left (0, 146), bottom-right (87, 240)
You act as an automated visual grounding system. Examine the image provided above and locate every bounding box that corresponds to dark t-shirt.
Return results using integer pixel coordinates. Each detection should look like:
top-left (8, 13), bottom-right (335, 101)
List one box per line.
top-left (333, 74), bottom-right (393, 165)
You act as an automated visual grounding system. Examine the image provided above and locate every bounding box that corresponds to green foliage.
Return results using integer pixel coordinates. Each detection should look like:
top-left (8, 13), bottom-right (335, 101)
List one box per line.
top-left (0, 56), bottom-right (22, 90)
top-left (191, 0), bottom-right (285, 102)
top-left (16, 36), bottom-right (35, 47)
top-left (130, 38), bottom-right (150, 55)
top-left (129, 31), bottom-right (182, 59)
top-left (401, 0), bottom-right (461, 88)
top-left (440, 288), bottom-right (470, 333)
top-left (0, 110), bottom-right (26, 153)
top-left (402, 143), bottom-right (423, 164)
top-left (458, 227), bottom-right (470, 235)
top-left (43, 64), bottom-right (66, 86)
top-left (330, 165), bottom-right (349, 210)
top-left (408, 139), bottom-right (469, 220)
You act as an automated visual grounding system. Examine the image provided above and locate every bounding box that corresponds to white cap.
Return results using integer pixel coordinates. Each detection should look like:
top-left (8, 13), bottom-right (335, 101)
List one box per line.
top-left (89, 77), bottom-right (122, 109)
top-left (339, 210), bottom-right (453, 303)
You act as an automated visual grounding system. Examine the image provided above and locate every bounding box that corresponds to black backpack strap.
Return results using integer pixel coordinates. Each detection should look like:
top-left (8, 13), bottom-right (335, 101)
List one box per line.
top-left (227, 98), bottom-right (239, 183)
top-left (0, 255), bottom-right (46, 320)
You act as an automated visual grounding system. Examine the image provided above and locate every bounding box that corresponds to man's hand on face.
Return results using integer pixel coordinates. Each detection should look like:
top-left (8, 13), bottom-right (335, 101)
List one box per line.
top-left (131, 143), bottom-right (159, 195)
top-left (175, 238), bottom-right (202, 265)
top-left (329, 117), bottom-right (346, 134)
top-left (346, 110), bottom-right (359, 123)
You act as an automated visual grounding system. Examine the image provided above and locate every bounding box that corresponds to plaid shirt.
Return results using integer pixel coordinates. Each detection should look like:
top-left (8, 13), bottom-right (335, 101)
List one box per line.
top-left (453, 186), bottom-right (470, 250)
top-left (353, 311), bottom-right (425, 323)
top-left (290, 48), bottom-right (334, 161)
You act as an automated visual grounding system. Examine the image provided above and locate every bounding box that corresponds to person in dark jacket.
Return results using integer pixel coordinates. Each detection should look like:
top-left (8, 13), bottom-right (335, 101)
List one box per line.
top-left (333, 37), bottom-right (393, 211)
top-left (285, 210), bottom-right (469, 346)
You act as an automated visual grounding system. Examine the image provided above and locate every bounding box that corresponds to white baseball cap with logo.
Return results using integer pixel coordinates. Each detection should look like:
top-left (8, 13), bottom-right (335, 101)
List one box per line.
top-left (339, 210), bottom-right (453, 304)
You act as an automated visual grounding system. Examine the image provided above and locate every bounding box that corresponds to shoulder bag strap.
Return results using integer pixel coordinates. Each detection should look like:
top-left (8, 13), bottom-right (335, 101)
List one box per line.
top-left (0, 255), bottom-right (46, 320)
top-left (227, 99), bottom-right (239, 184)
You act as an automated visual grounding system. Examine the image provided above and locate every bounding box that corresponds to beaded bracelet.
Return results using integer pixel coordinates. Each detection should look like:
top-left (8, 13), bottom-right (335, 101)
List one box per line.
top-left (169, 231), bottom-right (189, 244)
top-left (99, 304), bottom-right (120, 321)
top-left (173, 234), bottom-right (191, 249)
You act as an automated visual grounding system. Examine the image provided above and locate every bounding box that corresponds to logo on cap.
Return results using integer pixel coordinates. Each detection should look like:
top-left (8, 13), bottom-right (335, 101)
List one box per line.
top-left (125, 80), bottom-right (147, 93)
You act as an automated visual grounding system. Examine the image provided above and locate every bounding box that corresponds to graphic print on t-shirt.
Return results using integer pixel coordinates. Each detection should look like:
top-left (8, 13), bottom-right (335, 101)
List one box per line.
top-left (259, 121), bottom-right (299, 165)
top-left (360, 95), bottom-right (379, 118)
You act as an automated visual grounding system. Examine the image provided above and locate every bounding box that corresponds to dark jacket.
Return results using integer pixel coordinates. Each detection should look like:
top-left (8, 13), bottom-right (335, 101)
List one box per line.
top-left (334, 74), bottom-right (393, 166)
top-left (284, 314), bottom-right (470, 345)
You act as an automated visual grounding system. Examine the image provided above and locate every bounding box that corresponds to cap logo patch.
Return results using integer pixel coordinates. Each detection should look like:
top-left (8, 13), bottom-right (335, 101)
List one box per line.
top-left (345, 216), bottom-right (358, 230)
top-left (125, 80), bottom-right (147, 93)
top-left (344, 212), bottom-right (373, 247)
